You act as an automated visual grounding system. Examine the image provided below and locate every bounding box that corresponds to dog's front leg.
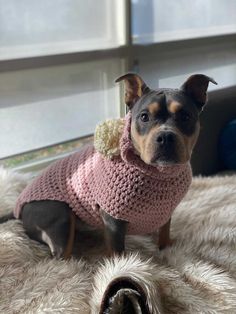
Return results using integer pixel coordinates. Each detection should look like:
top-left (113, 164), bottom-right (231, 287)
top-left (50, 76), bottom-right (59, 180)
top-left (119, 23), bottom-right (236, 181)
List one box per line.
top-left (157, 218), bottom-right (174, 250)
top-left (101, 209), bottom-right (128, 256)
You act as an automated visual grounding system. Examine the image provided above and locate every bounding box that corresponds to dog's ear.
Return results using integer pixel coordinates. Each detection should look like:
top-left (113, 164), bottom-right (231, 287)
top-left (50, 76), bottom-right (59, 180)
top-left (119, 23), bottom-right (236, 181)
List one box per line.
top-left (115, 73), bottom-right (150, 109)
top-left (181, 74), bottom-right (217, 110)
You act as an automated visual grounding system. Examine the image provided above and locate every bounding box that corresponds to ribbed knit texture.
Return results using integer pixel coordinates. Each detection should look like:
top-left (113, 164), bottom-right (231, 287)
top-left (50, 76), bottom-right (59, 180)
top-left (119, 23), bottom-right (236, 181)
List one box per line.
top-left (14, 112), bottom-right (192, 234)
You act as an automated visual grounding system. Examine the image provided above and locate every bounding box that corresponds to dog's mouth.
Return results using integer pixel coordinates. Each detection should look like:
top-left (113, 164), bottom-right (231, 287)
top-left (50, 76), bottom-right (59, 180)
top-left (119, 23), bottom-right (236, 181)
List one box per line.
top-left (149, 154), bottom-right (180, 166)
top-left (131, 129), bottom-right (189, 167)
top-left (140, 152), bottom-right (181, 167)
top-left (140, 144), bottom-right (187, 167)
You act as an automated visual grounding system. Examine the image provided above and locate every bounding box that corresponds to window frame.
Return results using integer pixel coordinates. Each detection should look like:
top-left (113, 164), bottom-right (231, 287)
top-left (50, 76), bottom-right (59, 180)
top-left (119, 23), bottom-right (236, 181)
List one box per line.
top-left (1, 0), bottom-right (235, 172)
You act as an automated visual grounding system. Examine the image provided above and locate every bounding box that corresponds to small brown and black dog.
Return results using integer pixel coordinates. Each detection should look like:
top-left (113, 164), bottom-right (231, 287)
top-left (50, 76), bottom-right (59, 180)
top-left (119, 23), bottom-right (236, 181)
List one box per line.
top-left (0, 73), bottom-right (217, 258)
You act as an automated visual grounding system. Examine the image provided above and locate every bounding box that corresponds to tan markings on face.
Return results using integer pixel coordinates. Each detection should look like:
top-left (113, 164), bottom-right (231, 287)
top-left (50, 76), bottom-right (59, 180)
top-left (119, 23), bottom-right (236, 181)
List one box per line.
top-left (148, 102), bottom-right (161, 115)
top-left (169, 101), bottom-right (183, 114)
top-left (131, 121), bottom-right (162, 163)
top-left (158, 125), bottom-right (189, 163)
top-left (141, 126), bottom-right (161, 163)
top-left (131, 120), bottom-right (200, 165)
top-left (167, 122), bottom-right (200, 162)
top-left (131, 122), bottom-right (145, 156)
top-left (181, 121), bottom-right (200, 161)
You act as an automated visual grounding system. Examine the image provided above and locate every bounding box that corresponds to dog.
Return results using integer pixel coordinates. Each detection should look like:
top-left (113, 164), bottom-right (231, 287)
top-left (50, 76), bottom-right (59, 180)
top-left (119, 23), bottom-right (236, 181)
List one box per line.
top-left (0, 73), bottom-right (217, 259)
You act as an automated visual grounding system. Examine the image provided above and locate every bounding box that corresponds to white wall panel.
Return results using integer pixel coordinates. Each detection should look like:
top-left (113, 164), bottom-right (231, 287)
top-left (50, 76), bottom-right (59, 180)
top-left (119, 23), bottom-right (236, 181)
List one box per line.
top-left (0, 0), bottom-right (126, 60)
top-left (0, 58), bottom-right (124, 158)
top-left (132, 0), bottom-right (236, 43)
top-left (137, 41), bottom-right (236, 91)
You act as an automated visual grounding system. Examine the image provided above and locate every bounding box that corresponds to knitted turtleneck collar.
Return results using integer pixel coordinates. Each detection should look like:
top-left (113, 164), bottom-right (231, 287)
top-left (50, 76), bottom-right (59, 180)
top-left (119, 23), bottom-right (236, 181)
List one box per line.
top-left (119, 111), bottom-right (190, 179)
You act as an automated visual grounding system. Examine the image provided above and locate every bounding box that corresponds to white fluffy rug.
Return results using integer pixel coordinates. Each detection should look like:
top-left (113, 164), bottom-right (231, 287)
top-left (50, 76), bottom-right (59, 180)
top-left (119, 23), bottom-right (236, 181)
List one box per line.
top-left (1, 166), bottom-right (236, 313)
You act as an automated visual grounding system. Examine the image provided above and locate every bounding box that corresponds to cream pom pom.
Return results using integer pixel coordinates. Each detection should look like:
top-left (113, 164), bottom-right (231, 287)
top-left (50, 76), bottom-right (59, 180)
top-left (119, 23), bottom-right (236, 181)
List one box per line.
top-left (94, 118), bottom-right (125, 159)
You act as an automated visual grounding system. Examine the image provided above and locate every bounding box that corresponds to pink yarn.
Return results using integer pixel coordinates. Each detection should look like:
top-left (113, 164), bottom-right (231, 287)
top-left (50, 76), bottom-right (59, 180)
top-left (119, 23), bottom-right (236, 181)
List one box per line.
top-left (14, 112), bottom-right (192, 234)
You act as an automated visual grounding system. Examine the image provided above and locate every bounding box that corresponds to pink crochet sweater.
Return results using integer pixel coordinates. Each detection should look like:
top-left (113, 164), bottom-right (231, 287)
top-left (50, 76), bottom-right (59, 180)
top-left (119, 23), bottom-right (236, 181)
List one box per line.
top-left (14, 113), bottom-right (192, 234)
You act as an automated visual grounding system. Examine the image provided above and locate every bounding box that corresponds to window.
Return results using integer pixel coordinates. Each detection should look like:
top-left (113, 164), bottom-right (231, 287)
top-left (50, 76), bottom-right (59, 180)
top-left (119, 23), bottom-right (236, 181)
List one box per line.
top-left (1, 0), bottom-right (235, 171)
top-left (0, 59), bottom-right (124, 159)
top-left (0, 0), bottom-right (126, 169)
top-left (131, 0), bottom-right (236, 98)
top-left (0, 0), bottom-right (126, 60)
top-left (132, 0), bottom-right (236, 43)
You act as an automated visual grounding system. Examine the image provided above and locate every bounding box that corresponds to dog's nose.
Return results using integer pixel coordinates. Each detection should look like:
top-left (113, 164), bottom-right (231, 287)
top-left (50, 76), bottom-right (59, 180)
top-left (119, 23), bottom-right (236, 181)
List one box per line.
top-left (156, 132), bottom-right (175, 146)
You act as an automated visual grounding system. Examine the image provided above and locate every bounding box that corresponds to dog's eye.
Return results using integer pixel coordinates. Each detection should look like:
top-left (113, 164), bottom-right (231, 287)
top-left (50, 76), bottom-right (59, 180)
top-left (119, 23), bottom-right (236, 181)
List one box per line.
top-left (140, 112), bottom-right (149, 122)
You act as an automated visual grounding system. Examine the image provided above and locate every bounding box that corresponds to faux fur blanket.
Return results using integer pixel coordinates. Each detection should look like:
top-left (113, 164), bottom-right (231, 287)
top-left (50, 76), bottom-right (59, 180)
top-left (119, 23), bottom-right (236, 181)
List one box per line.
top-left (0, 166), bottom-right (236, 313)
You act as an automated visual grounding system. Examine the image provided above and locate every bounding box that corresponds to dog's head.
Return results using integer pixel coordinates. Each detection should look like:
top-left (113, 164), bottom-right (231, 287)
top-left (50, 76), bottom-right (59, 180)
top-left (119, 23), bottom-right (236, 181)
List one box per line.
top-left (116, 73), bottom-right (217, 166)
